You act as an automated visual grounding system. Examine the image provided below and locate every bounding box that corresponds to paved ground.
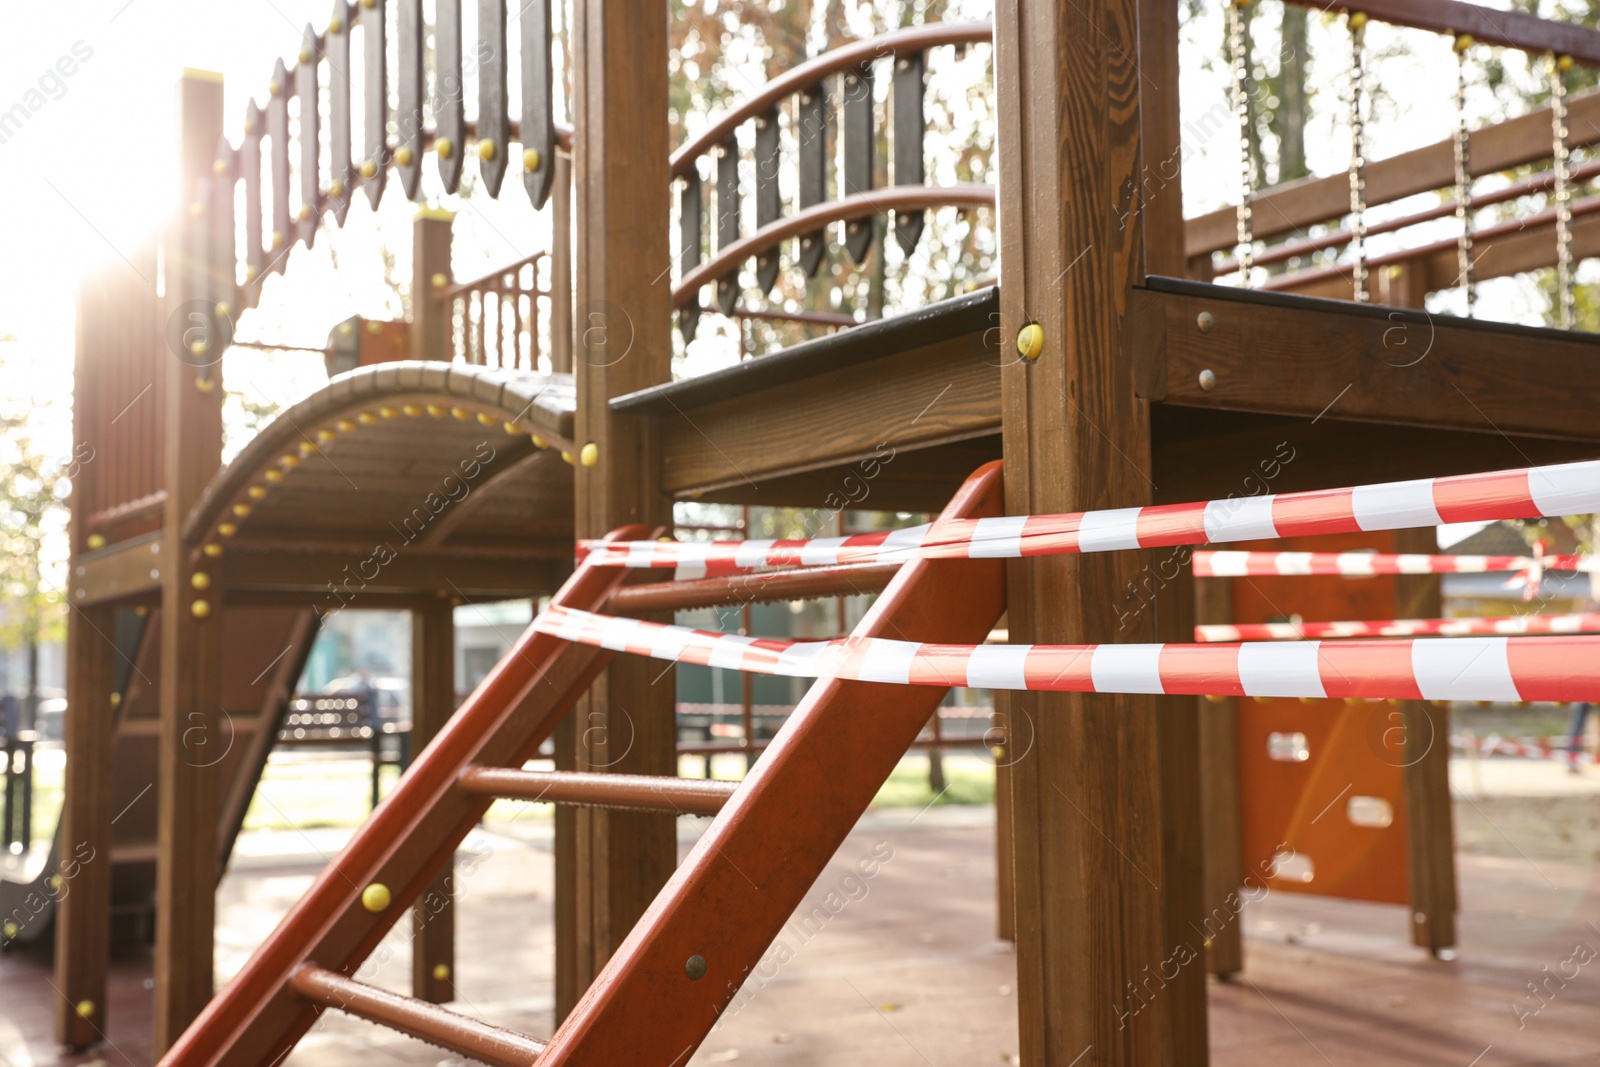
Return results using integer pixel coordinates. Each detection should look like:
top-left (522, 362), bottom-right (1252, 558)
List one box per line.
top-left (5, 761), bottom-right (1600, 1065)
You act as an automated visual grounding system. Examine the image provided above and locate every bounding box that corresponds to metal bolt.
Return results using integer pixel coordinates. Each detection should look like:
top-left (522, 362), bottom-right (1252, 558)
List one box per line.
top-left (1196, 310), bottom-right (1214, 333)
top-left (1198, 369), bottom-right (1217, 391)
top-left (685, 954), bottom-right (708, 980)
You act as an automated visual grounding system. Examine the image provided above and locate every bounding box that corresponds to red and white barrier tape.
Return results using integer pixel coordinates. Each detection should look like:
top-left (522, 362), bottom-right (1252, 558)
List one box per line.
top-left (578, 460), bottom-right (1600, 573)
top-left (1454, 733), bottom-right (1592, 763)
top-left (533, 605), bottom-right (1600, 702)
top-left (1193, 549), bottom-right (1592, 578)
top-left (1198, 612), bottom-right (1600, 642)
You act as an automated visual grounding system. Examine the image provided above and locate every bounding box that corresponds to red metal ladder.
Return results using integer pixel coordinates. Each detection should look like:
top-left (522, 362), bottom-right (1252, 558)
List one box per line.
top-left (162, 462), bottom-right (1006, 1066)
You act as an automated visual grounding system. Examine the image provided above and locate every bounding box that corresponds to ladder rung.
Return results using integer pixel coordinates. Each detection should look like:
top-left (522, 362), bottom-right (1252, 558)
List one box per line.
top-left (458, 767), bottom-right (737, 816)
top-left (289, 964), bottom-right (545, 1066)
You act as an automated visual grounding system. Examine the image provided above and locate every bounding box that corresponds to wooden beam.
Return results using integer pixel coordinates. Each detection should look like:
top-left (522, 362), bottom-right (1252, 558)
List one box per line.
top-left (411, 599), bottom-right (457, 1004)
top-left (1142, 278), bottom-right (1600, 442)
top-left (1395, 526), bottom-right (1458, 956)
top-left (1287, 0), bottom-right (1600, 66)
top-left (564, 0), bottom-right (674, 1017)
top-left (411, 209), bottom-right (454, 359)
top-left (1195, 577), bottom-right (1244, 978)
top-left (996, 0), bottom-right (1207, 1063)
top-left (1187, 89), bottom-right (1600, 257)
top-left (154, 69), bottom-right (226, 1057)
top-left (69, 534), bottom-right (166, 606)
top-left (217, 547), bottom-right (564, 601)
top-left (54, 604), bottom-right (118, 1047)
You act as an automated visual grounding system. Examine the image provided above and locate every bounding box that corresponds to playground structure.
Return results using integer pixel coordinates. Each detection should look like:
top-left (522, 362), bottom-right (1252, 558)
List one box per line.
top-left (13, 0), bottom-right (1600, 1063)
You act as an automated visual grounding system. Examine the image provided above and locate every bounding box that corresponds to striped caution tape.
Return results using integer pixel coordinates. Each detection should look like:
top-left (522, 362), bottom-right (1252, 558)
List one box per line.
top-left (1193, 549), bottom-right (1594, 578)
top-left (1197, 612), bottom-right (1600, 642)
top-left (578, 459), bottom-right (1600, 573)
top-left (533, 605), bottom-right (1600, 703)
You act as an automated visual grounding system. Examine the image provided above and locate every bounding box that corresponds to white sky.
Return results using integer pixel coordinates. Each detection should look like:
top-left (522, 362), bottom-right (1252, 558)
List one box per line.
top-left (0, 0), bottom-right (1566, 555)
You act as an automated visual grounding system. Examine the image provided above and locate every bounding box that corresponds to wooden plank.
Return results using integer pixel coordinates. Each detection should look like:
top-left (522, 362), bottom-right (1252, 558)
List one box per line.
top-left (411, 599), bottom-right (457, 1004)
top-left (154, 71), bottom-right (226, 1057)
top-left (477, 0), bottom-right (510, 196)
top-left (892, 51), bottom-right (924, 255)
top-left (436, 0), bottom-right (466, 194)
top-left (993, 691), bottom-right (1015, 943)
top-left (677, 168), bottom-right (701, 340)
top-left (551, 151), bottom-right (574, 371)
top-left (754, 106), bottom-right (781, 292)
top-left (1149, 277), bottom-right (1600, 443)
top-left (1187, 89), bottom-right (1600, 256)
top-left (69, 533), bottom-right (167, 605)
top-left (397, 0), bottom-right (424, 200)
top-left (242, 101), bottom-right (265, 281)
top-left (218, 547), bottom-right (563, 599)
top-left (1139, 0), bottom-right (1186, 277)
top-left (1395, 525), bottom-right (1457, 956)
top-left (520, 0), bottom-right (556, 207)
top-left (1289, 0), bottom-right (1600, 66)
top-left (715, 137), bottom-right (739, 314)
top-left (327, 0), bottom-right (353, 224)
top-left (565, 0), bottom-right (674, 1016)
top-left (655, 332), bottom-right (999, 497)
top-left (267, 60), bottom-right (291, 272)
top-left (1195, 575), bottom-right (1244, 977)
top-left (211, 137), bottom-right (238, 316)
top-left (411, 209), bottom-right (454, 360)
top-left (361, 0), bottom-right (388, 208)
top-left (297, 26), bottom-right (322, 246)
top-left (995, 0), bottom-right (1208, 1063)
top-left (841, 60), bottom-right (874, 264)
top-left (797, 78), bottom-right (829, 277)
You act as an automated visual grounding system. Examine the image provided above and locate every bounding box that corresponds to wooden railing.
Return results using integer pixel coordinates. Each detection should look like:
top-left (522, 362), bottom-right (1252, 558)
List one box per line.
top-left (442, 252), bottom-right (555, 372)
top-left (671, 22), bottom-right (995, 340)
top-left (1190, 0), bottom-right (1600, 316)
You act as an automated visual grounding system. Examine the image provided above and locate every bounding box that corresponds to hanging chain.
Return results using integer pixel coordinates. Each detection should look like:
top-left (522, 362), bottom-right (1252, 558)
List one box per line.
top-left (1551, 52), bottom-right (1576, 329)
top-left (1454, 34), bottom-right (1476, 316)
top-left (1230, 0), bottom-right (1253, 286)
top-left (1347, 10), bottom-right (1369, 303)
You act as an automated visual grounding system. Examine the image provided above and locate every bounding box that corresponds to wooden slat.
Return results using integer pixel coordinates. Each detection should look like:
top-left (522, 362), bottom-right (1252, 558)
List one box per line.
top-left (1188, 89), bottom-right (1600, 257)
top-left (715, 137), bottom-right (739, 314)
top-left (210, 136), bottom-right (237, 317)
top-left (297, 27), bottom-right (322, 247)
top-left (677, 168), bottom-right (701, 340)
top-left (397, 0), bottom-right (424, 200)
top-left (520, 0), bottom-right (556, 207)
top-left (219, 548), bottom-right (563, 599)
top-left (68, 533), bottom-right (166, 605)
top-left (565, 0), bottom-right (674, 1017)
top-left (436, 0), bottom-right (466, 194)
top-left (892, 51), bottom-right (925, 255)
top-left (478, 0), bottom-right (510, 196)
top-left (841, 60), bottom-right (875, 264)
top-left (1195, 576), bottom-right (1243, 976)
top-left (362, 0), bottom-right (387, 208)
top-left (996, 0), bottom-right (1208, 1063)
top-left (267, 60), bottom-right (291, 273)
top-left (410, 600), bottom-right (456, 1005)
top-left (1142, 277), bottom-right (1600, 442)
top-left (752, 106), bottom-right (782, 293)
top-left (327, 0), bottom-right (353, 224)
top-left (242, 100), bottom-right (265, 283)
top-left (797, 78), bottom-right (829, 277)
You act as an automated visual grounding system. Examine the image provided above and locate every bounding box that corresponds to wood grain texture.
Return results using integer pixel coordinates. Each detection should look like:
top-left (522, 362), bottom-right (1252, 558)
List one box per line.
top-left (411, 599), bottom-right (457, 1004)
top-left (1195, 576), bottom-right (1244, 977)
top-left (565, 0), bottom-right (675, 1015)
top-left (996, 0), bottom-right (1207, 1062)
top-left (1394, 526), bottom-right (1457, 954)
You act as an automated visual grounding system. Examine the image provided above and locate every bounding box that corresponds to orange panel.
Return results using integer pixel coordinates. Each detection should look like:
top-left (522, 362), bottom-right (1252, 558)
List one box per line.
top-left (1232, 530), bottom-right (1413, 905)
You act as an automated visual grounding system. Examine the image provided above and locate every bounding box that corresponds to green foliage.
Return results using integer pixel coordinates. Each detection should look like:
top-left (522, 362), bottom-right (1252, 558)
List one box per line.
top-left (0, 381), bottom-right (71, 653)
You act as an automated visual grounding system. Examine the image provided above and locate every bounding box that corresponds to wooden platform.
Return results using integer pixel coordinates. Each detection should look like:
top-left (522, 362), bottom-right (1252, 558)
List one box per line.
top-left (5, 801), bottom-right (1599, 1065)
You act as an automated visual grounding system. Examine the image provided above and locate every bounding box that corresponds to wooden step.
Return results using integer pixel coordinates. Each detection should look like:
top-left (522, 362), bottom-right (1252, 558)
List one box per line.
top-left (289, 965), bottom-right (545, 1066)
top-left (458, 767), bottom-right (736, 817)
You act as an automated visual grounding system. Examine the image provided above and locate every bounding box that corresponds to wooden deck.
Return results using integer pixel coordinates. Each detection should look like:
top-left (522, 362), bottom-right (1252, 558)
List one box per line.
top-left (5, 798), bottom-right (1599, 1065)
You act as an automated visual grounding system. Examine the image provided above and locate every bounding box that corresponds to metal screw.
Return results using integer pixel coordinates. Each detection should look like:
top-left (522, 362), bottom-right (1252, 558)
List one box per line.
top-left (685, 954), bottom-right (708, 980)
top-left (1198, 369), bottom-right (1217, 391)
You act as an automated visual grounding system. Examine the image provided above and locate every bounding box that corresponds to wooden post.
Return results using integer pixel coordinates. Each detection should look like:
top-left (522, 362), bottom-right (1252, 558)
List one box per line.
top-left (54, 600), bottom-right (117, 1048)
top-left (995, 0), bottom-right (1208, 1061)
top-left (412, 209), bottom-right (455, 361)
top-left (550, 151), bottom-right (574, 373)
top-left (560, 0), bottom-right (674, 1014)
top-left (1395, 526), bottom-right (1457, 955)
top-left (411, 598), bottom-right (457, 1001)
top-left (993, 691), bottom-right (1016, 942)
top-left (154, 69), bottom-right (227, 1056)
top-left (1195, 575), bottom-right (1244, 977)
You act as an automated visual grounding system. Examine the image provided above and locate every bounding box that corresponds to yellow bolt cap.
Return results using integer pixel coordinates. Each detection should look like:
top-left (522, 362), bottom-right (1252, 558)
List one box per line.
top-left (358, 411), bottom-right (379, 424)
top-left (531, 434), bottom-right (546, 448)
top-left (109, 692), bottom-right (122, 706)
top-left (359, 160), bottom-right (378, 179)
top-left (396, 146), bottom-right (414, 166)
top-left (247, 485), bottom-right (267, 499)
top-left (361, 883), bottom-right (391, 912)
top-left (450, 406), bottom-right (470, 420)
top-left (560, 451), bottom-right (574, 465)
top-left (477, 139), bottom-right (496, 162)
top-left (477, 412), bottom-right (496, 426)
top-left (264, 468), bottom-right (284, 483)
top-left (402, 403), bottom-right (423, 417)
top-left (203, 544), bottom-right (223, 558)
top-left (191, 599), bottom-right (211, 619)
top-left (218, 522), bottom-right (237, 537)
top-left (523, 148), bottom-right (541, 171)
top-left (86, 533), bottom-right (106, 550)
top-left (436, 137), bottom-right (454, 159)
top-left (431, 272), bottom-right (449, 289)
top-left (75, 1000), bottom-right (94, 1019)
top-left (432, 963), bottom-right (451, 981)
top-left (579, 442), bottom-right (599, 468)
top-left (426, 404), bottom-right (446, 417)
top-left (232, 503), bottom-right (251, 517)
top-left (191, 572), bottom-right (211, 590)
top-left (1016, 323), bottom-right (1044, 362)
